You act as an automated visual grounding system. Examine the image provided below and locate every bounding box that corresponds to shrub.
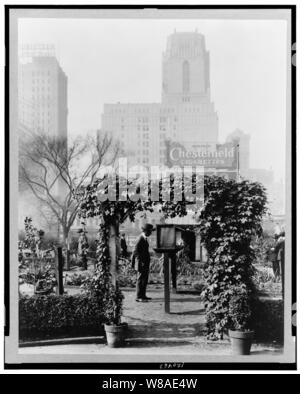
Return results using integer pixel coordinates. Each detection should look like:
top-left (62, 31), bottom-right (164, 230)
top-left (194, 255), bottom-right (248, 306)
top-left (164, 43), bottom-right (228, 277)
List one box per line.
top-left (19, 294), bottom-right (105, 340)
top-left (228, 288), bottom-right (253, 331)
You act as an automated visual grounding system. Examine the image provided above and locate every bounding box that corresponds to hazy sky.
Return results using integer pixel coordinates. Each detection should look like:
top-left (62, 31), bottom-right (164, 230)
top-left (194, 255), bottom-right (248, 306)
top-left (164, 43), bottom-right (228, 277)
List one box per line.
top-left (19, 18), bottom-right (287, 180)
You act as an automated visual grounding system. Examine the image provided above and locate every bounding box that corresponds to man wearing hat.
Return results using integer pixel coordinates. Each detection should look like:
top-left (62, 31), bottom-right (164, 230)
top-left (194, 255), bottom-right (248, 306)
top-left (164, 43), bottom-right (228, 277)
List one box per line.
top-left (131, 223), bottom-right (154, 302)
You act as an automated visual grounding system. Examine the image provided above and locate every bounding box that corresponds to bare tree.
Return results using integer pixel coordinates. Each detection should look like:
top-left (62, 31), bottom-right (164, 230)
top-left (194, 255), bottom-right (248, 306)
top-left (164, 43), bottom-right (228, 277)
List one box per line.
top-left (19, 130), bottom-right (118, 269)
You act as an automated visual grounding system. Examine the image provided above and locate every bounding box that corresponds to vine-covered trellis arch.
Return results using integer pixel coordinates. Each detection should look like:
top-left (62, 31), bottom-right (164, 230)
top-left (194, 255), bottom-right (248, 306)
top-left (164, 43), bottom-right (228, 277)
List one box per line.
top-left (78, 175), bottom-right (267, 336)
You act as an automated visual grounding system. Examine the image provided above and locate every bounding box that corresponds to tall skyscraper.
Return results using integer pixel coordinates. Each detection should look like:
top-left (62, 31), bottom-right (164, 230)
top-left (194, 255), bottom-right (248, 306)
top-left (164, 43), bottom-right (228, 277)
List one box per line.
top-left (162, 32), bottom-right (210, 103)
top-left (18, 45), bottom-right (68, 231)
top-left (18, 45), bottom-right (68, 138)
top-left (101, 31), bottom-right (218, 167)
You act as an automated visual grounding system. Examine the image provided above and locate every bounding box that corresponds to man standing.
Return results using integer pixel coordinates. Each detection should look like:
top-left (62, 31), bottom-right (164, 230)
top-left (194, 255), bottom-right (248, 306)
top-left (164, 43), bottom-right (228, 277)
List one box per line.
top-left (120, 233), bottom-right (128, 259)
top-left (274, 231), bottom-right (285, 298)
top-left (269, 234), bottom-right (280, 279)
top-left (131, 223), bottom-right (154, 302)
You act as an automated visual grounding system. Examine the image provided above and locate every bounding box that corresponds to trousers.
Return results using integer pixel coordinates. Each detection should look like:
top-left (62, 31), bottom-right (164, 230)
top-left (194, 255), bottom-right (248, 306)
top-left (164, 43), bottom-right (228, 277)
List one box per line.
top-left (136, 267), bottom-right (149, 299)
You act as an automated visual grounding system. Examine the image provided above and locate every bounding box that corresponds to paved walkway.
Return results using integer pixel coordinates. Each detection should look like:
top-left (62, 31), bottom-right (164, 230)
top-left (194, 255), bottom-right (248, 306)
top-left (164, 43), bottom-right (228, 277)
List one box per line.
top-left (122, 286), bottom-right (207, 345)
top-left (19, 285), bottom-right (283, 356)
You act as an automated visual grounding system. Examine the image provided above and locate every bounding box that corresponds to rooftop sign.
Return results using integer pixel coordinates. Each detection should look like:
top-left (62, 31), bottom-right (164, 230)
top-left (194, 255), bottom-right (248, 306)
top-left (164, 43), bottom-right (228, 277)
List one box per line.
top-left (165, 140), bottom-right (238, 169)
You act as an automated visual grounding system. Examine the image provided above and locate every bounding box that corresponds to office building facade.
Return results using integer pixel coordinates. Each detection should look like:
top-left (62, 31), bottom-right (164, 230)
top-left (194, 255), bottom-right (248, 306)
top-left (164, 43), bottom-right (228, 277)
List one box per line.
top-left (101, 31), bottom-right (219, 167)
top-left (18, 49), bottom-right (68, 138)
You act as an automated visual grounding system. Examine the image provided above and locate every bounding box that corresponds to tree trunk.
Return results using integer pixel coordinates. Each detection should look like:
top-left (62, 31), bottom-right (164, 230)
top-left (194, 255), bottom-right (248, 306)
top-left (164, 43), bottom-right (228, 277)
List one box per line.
top-left (62, 228), bottom-right (70, 271)
top-left (108, 221), bottom-right (120, 286)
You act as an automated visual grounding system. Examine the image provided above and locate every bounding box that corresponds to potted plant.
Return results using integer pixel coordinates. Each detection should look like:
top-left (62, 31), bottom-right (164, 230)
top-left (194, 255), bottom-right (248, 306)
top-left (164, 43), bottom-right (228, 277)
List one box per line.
top-left (228, 289), bottom-right (254, 355)
top-left (104, 283), bottom-right (127, 348)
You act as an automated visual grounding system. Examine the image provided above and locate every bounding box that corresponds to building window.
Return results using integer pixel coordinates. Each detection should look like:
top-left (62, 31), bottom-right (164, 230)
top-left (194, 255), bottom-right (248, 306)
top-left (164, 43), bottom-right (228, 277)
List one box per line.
top-left (182, 60), bottom-right (190, 93)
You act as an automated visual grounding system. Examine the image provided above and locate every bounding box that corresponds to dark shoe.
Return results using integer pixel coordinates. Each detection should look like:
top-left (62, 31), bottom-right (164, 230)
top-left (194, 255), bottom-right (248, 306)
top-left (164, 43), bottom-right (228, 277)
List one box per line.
top-left (136, 298), bottom-right (148, 303)
top-left (144, 296), bottom-right (152, 300)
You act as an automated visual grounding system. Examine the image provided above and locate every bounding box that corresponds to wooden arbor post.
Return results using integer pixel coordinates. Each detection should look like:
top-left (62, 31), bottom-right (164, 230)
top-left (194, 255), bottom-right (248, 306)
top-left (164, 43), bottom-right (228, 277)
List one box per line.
top-left (163, 252), bottom-right (177, 313)
top-left (163, 253), bottom-right (170, 313)
top-left (56, 246), bottom-right (64, 295)
top-left (170, 252), bottom-right (177, 294)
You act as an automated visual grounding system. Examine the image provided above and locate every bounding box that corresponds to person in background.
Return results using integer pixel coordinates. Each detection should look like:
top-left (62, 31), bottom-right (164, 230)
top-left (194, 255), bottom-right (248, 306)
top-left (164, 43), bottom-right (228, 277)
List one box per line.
top-left (77, 229), bottom-right (89, 270)
top-left (274, 230), bottom-right (285, 297)
top-left (131, 223), bottom-right (155, 302)
top-left (269, 234), bottom-right (280, 279)
top-left (120, 233), bottom-right (128, 259)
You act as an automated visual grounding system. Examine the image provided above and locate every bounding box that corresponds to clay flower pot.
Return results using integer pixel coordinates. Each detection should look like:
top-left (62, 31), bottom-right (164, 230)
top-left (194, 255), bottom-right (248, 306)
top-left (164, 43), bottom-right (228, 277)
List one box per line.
top-left (229, 329), bottom-right (254, 355)
top-left (104, 322), bottom-right (128, 348)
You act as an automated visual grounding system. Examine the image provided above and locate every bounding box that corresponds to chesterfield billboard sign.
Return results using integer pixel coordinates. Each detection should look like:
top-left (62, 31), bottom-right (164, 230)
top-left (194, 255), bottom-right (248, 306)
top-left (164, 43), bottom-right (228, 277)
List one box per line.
top-left (165, 140), bottom-right (238, 169)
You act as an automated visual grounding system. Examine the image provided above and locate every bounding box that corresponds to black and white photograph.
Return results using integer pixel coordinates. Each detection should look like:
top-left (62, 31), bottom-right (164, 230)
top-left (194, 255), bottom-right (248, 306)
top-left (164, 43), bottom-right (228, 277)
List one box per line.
top-left (4, 5), bottom-right (296, 371)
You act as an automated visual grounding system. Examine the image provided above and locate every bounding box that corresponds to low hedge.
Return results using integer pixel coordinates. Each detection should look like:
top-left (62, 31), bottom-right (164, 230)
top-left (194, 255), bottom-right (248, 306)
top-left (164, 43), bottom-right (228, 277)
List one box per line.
top-left (19, 294), bottom-right (105, 341)
top-left (252, 298), bottom-right (284, 343)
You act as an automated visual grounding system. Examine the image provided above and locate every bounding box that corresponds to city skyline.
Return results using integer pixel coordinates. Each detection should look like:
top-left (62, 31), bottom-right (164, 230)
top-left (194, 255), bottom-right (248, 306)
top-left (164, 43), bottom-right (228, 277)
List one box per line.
top-left (18, 18), bottom-right (287, 181)
top-left (101, 31), bottom-right (220, 169)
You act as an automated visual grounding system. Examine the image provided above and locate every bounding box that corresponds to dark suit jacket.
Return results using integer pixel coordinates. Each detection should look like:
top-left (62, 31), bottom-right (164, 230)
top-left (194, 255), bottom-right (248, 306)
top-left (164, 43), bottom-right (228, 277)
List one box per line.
top-left (131, 234), bottom-right (150, 272)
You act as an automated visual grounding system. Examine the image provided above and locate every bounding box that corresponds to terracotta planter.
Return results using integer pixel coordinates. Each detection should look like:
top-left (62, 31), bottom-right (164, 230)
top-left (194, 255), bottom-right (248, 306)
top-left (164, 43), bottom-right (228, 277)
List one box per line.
top-left (104, 323), bottom-right (127, 348)
top-left (229, 329), bottom-right (254, 355)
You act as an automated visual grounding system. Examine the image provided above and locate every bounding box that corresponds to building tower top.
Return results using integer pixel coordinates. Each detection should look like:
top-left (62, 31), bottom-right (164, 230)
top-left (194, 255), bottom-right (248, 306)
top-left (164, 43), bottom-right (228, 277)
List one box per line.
top-left (162, 31), bottom-right (210, 104)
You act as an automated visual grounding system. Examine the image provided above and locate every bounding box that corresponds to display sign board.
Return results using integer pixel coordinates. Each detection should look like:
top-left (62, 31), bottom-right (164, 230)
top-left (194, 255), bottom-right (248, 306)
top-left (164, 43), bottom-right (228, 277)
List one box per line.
top-left (159, 226), bottom-right (176, 249)
top-left (156, 225), bottom-right (185, 251)
top-left (165, 140), bottom-right (238, 169)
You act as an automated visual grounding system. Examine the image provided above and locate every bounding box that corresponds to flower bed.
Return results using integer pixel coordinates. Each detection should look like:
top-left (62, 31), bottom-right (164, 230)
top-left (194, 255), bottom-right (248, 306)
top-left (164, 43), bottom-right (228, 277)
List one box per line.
top-left (19, 294), bottom-right (105, 341)
top-left (64, 271), bottom-right (92, 286)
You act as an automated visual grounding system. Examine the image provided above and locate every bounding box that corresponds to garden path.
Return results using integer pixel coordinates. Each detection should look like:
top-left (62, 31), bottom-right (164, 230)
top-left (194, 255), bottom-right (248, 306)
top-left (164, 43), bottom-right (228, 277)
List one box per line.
top-left (122, 285), bottom-right (207, 347)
